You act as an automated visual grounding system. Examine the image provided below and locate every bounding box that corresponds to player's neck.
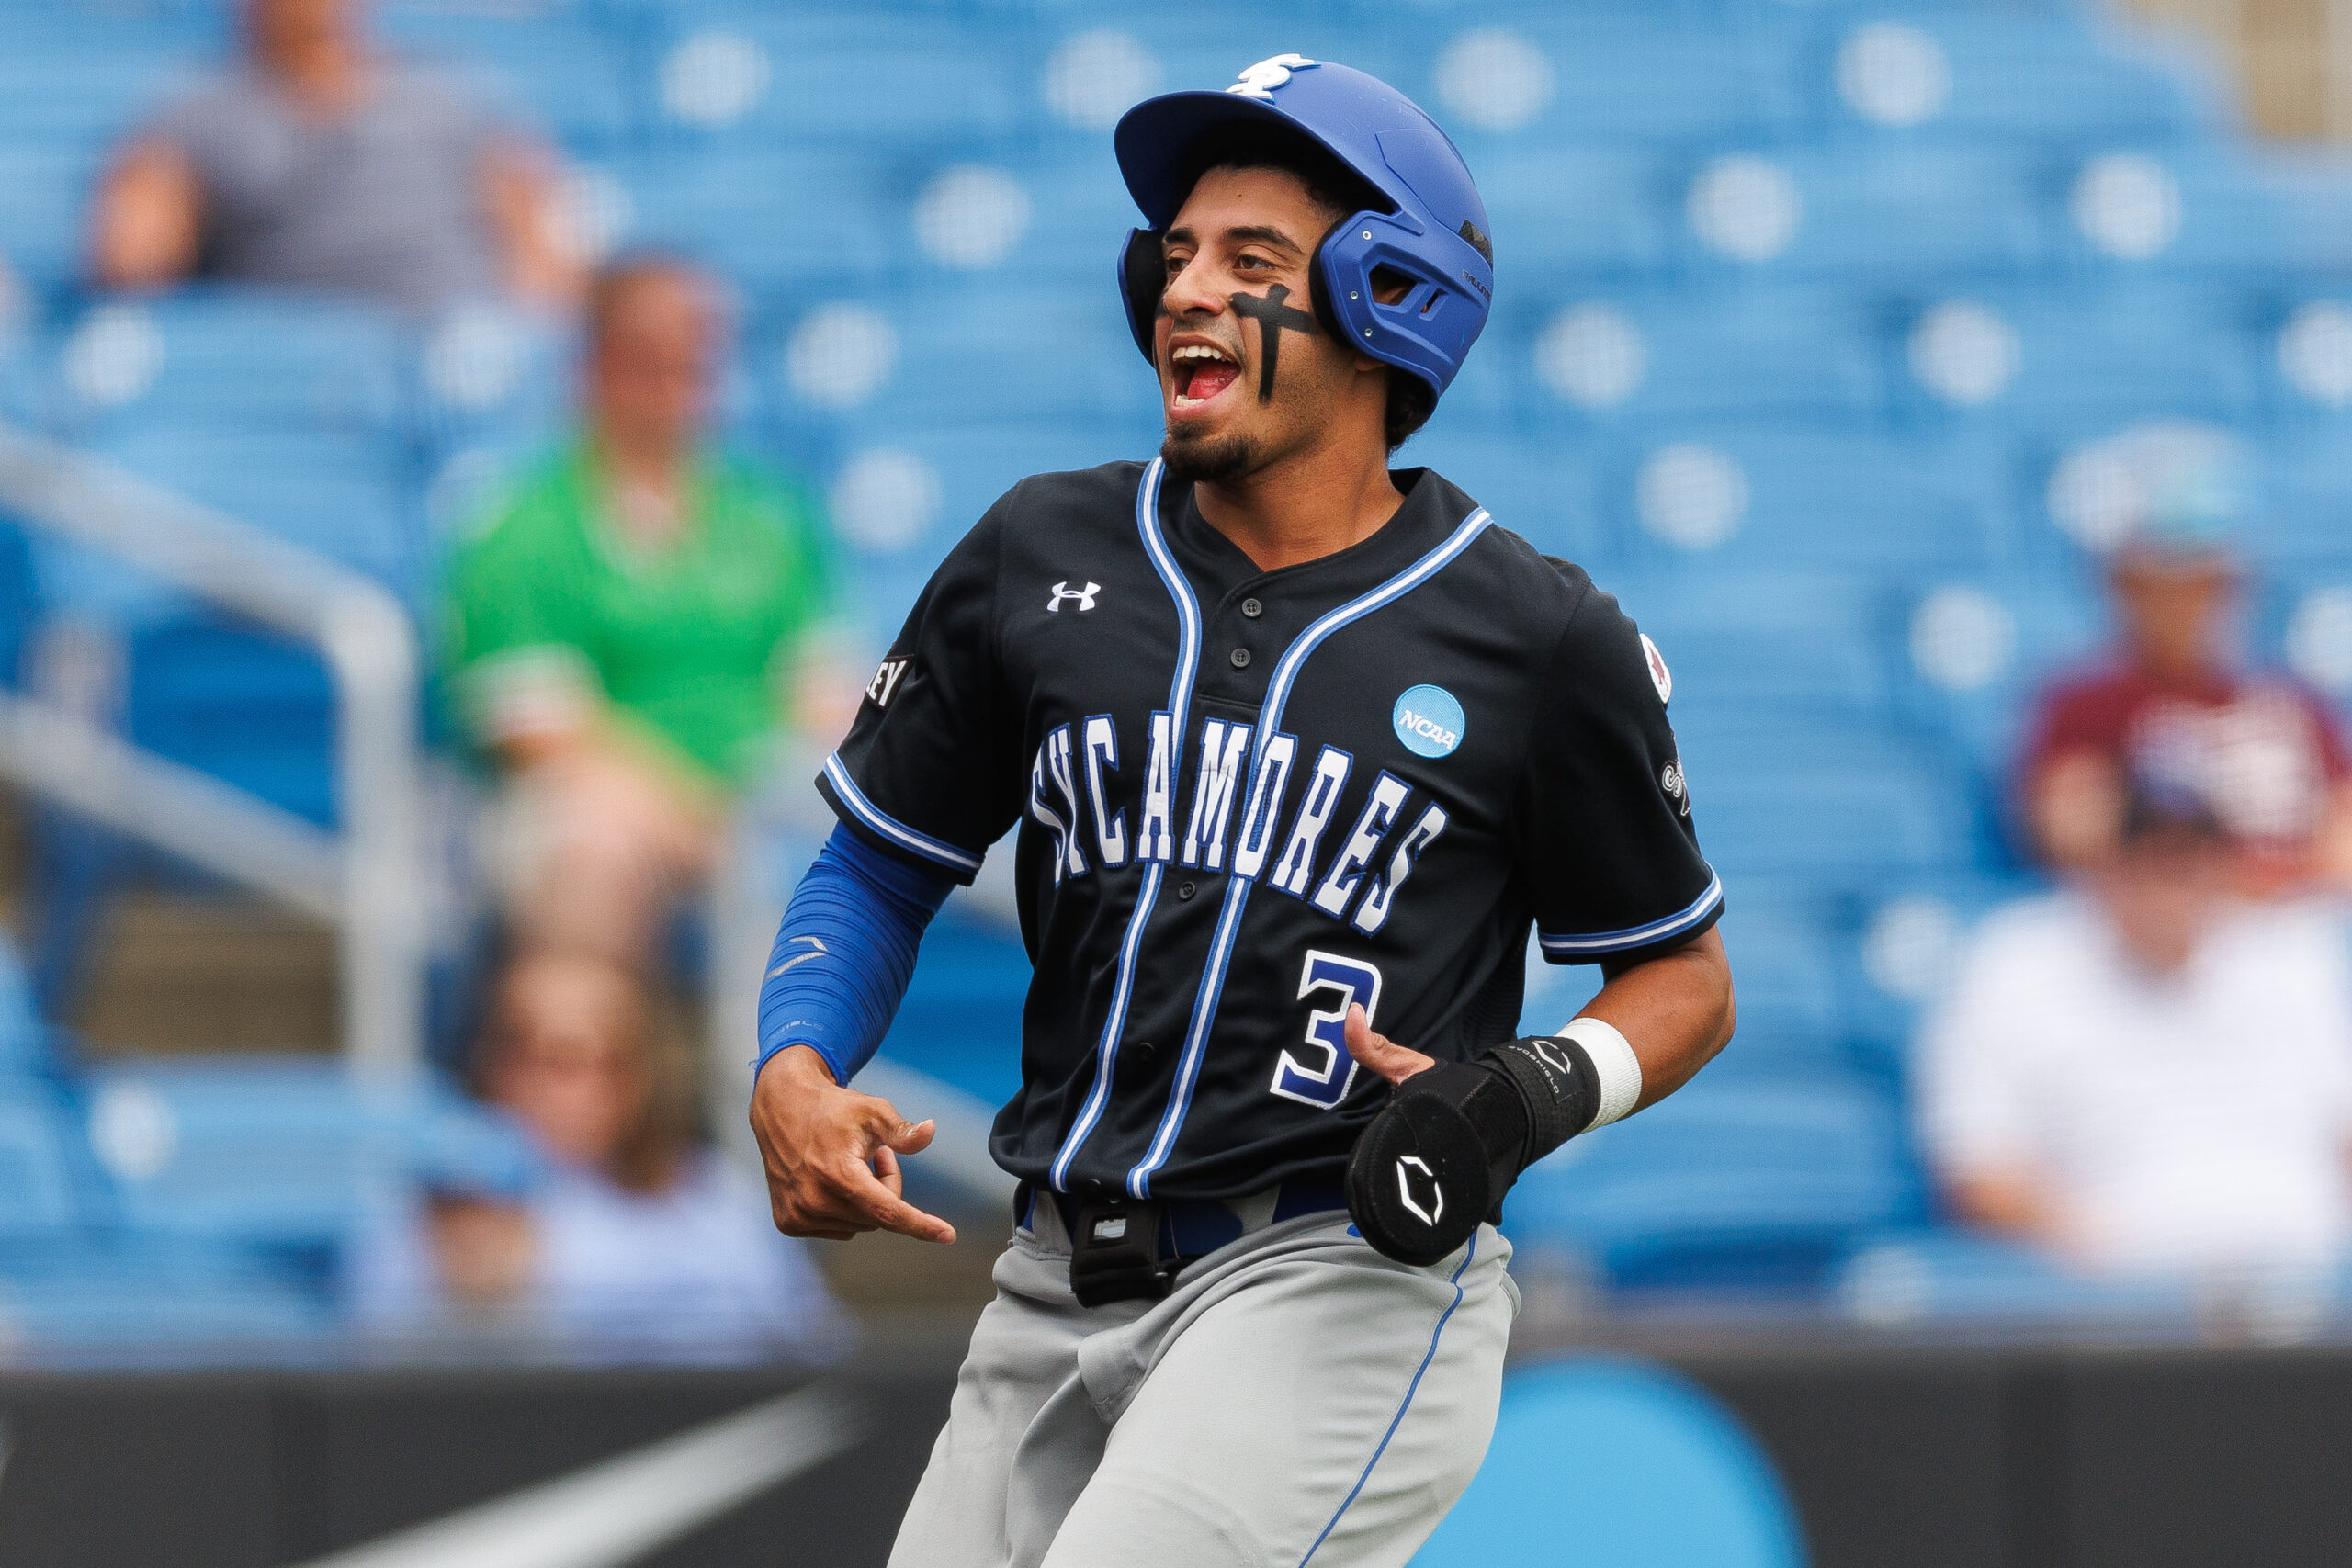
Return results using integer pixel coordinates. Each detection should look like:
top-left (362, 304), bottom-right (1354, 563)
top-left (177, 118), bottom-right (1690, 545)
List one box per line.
top-left (1193, 436), bottom-right (1402, 575)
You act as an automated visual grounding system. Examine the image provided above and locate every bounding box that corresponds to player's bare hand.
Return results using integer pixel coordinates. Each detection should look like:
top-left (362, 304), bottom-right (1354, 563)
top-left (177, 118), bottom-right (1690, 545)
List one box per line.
top-left (751, 1045), bottom-right (957, 1245)
top-left (1343, 1004), bottom-right (1437, 1088)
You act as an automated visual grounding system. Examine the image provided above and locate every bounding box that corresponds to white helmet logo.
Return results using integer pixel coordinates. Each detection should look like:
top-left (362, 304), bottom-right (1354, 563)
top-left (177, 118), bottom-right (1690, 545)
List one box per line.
top-left (1396, 1155), bottom-right (1444, 1226)
top-left (1227, 54), bottom-right (1317, 99)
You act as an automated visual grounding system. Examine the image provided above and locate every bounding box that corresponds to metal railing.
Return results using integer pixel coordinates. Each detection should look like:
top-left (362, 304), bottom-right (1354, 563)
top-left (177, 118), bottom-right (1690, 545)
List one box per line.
top-left (0, 423), bottom-right (426, 1080)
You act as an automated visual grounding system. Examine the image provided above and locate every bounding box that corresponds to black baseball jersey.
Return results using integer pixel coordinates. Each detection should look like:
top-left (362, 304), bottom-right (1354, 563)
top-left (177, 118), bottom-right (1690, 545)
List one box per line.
top-left (820, 458), bottom-right (1722, 1201)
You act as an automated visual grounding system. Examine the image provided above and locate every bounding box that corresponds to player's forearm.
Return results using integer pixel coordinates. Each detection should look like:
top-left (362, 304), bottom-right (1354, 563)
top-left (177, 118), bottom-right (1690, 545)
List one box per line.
top-left (1572, 927), bottom-right (1734, 1112)
top-left (754, 823), bottom-right (954, 1085)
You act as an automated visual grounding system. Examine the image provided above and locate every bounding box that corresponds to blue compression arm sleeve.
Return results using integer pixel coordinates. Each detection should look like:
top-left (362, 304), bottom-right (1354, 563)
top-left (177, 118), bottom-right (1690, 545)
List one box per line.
top-left (755, 823), bottom-right (956, 1087)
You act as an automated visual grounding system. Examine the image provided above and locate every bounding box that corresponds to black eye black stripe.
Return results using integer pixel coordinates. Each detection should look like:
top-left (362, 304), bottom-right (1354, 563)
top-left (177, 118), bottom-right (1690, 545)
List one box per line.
top-left (1228, 285), bottom-right (1318, 403)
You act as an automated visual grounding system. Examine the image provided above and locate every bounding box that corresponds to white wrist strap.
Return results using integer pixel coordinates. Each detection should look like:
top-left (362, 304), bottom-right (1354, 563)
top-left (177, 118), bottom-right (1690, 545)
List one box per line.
top-left (1555, 1016), bottom-right (1642, 1130)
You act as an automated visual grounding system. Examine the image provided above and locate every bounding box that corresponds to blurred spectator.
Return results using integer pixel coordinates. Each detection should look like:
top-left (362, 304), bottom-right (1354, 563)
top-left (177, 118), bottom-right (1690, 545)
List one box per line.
top-left (349, 954), bottom-right (853, 1359)
top-left (87, 0), bottom-right (578, 314)
top-left (1919, 788), bottom-right (2352, 1279)
top-left (443, 256), bottom-right (855, 983)
top-left (2020, 515), bottom-right (2352, 896)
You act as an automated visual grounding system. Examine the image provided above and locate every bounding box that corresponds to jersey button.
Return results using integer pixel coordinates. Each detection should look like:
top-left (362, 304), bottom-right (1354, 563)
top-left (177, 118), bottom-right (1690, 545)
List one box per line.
top-left (1228, 648), bottom-right (1252, 669)
top-left (1177, 881), bottom-right (1197, 900)
top-left (1241, 597), bottom-right (1263, 618)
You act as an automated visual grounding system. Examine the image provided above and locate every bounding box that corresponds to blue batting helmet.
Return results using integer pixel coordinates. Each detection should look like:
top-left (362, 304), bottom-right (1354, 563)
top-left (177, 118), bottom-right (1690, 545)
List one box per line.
top-left (1114, 55), bottom-right (1494, 400)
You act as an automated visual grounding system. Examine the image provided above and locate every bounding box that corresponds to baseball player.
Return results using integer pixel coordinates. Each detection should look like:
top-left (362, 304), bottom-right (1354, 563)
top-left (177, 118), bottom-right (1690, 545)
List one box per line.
top-left (750, 56), bottom-right (1736, 1568)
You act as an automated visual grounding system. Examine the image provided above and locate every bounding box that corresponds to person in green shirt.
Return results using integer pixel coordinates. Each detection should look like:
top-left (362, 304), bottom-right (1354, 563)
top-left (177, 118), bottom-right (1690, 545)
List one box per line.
top-left (443, 255), bottom-right (854, 987)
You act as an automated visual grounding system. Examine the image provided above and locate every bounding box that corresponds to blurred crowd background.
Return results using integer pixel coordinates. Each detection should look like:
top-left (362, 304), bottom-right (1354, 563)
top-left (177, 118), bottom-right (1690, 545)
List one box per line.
top-left (3, 0), bottom-right (2352, 1364)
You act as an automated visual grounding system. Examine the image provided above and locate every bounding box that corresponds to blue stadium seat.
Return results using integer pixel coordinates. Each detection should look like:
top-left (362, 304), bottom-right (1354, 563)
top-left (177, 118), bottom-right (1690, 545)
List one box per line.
top-left (1614, 425), bottom-right (2016, 572)
top-left (2256, 292), bottom-right (2352, 425)
top-left (1005, 142), bottom-right (1152, 276)
top-left (50, 292), bottom-right (412, 440)
top-left (1892, 285), bottom-right (2261, 424)
top-left (0, 14), bottom-right (198, 150)
top-left (1887, 570), bottom-right (2106, 784)
top-left (2246, 430), bottom-right (2352, 570)
top-left (1526, 286), bottom-right (1886, 426)
top-left (0, 933), bottom-right (52, 1075)
top-left (1507, 1070), bottom-right (1916, 1291)
top-left (124, 617), bottom-right (340, 828)
top-left (1818, 11), bottom-right (2203, 141)
top-left (1745, 145), bottom-right (2052, 280)
top-left (0, 321), bottom-right (37, 431)
top-left (1476, 146), bottom-right (1679, 276)
top-left (0, 1239), bottom-right (334, 1347)
top-left (410, 305), bottom-right (576, 459)
top-left (1826, 872), bottom-right (2044, 1077)
top-left (824, 416), bottom-right (1157, 626)
top-left (1606, 569), bottom-right (1889, 716)
top-left (1419, 323), bottom-right (1527, 431)
top-left (608, 148), bottom-right (898, 293)
top-left (67, 424), bottom-right (423, 604)
top-left (0, 1088), bottom-right (82, 1239)
top-left (1668, 715), bottom-right (1984, 881)
top-left (1415, 1359), bottom-right (1804, 1568)
top-left (1703, 887), bottom-right (1849, 1077)
top-left (82, 1059), bottom-right (432, 1251)
top-left (378, 4), bottom-right (639, 149)
top-left (1435, 10), bottom-right (1807, 149)
top-left (1029, 8), bottom-right (1410, 116)
top-left (2062, 146), bottom-right (2352, 277)
top-left (775, 279), bottom-right (1158, 434)
top-left (0, 142), bottom-right (106, 296)
top-left (642, 12), bottom-right (1019, 150)
top-left (1835, 1232), bottom-right (2197, 1328)
top-left (1395, 427), bottom-right (1612, 568)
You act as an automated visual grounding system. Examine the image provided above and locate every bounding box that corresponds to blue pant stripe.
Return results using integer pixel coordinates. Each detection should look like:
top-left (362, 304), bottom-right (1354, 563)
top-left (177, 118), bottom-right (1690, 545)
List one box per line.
top-left (1296, 1235), bottom-right (1480, 1568)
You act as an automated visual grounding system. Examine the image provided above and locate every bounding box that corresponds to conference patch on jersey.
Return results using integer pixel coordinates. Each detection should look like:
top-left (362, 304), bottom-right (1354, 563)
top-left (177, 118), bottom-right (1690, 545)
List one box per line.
top-left (1640, 634), bottom-right (1672, 705)
top-left (1392, 684), bottom-right (1464, 759)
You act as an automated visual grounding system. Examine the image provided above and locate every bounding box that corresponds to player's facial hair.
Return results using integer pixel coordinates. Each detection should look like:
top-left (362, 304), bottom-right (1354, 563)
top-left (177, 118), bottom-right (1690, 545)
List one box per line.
top-left (1160, 427), bottom-right (1261, 483)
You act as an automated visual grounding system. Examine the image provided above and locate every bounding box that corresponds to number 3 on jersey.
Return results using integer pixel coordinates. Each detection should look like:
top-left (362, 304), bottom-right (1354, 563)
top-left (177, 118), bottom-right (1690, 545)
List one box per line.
top-left (1272, 951), bottom-right (1384, 1109)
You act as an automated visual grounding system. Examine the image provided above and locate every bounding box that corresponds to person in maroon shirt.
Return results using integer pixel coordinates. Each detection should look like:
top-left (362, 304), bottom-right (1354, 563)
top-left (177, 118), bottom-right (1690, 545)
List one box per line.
top-left (2020, 523), bottom-right (2352, 896)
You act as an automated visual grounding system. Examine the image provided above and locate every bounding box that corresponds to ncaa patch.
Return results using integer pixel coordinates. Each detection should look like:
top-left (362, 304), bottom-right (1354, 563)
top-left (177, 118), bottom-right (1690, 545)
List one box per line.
top-left (1640, 634), bottom-right (1672, 706)
top-left (1393, 684), bottom-right (1464, 759)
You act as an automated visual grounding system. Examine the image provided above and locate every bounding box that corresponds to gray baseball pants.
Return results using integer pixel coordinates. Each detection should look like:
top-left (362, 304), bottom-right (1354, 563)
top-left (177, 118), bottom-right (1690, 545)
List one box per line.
top-left (886, 1199), bottom-right (1519, 1568)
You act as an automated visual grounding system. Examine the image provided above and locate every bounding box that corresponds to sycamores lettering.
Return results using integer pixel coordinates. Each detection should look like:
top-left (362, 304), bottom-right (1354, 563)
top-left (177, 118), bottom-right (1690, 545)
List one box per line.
top-left (1025, 714), bottom-right (1448, 934)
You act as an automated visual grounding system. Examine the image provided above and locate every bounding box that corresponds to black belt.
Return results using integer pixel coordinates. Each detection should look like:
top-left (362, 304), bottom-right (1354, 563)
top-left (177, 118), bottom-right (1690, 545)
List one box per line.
top-left (1017, 1180), bottom-right (1349, 1306)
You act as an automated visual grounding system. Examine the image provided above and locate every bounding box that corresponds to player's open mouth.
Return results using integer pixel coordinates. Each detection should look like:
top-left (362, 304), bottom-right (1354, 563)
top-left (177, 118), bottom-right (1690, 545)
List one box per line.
top-left (1170, 342), bottom-right (1242, 410)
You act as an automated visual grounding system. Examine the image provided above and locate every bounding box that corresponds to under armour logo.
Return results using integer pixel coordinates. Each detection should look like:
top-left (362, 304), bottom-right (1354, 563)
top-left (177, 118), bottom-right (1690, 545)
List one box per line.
top-left (1227, 53), bottom-right (1317, 99)
top-left (1396, 1155), bottom-right (1444, 1226)
top-left (1047, 581), bottom-right (1100, 613)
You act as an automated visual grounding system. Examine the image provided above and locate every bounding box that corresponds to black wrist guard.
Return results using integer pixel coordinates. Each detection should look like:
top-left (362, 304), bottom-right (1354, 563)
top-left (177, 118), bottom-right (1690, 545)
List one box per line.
top-left (1344, 1036), bottom-right (1602, 1267)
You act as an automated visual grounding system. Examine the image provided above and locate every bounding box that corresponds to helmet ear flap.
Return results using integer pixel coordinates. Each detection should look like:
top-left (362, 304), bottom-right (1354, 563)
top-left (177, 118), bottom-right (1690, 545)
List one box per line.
top-left (1120, 228), bottom-right (1164, 365)
top-left (1306, 220), bottom-right (1357, 344)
